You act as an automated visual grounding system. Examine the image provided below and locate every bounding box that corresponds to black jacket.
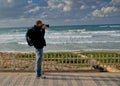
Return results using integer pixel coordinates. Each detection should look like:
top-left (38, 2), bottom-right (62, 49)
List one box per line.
top-left (26, 25), bottom-right (46, 49)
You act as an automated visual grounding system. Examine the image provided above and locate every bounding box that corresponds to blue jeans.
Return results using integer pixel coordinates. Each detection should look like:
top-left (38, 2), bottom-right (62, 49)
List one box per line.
top-left (35, 48), bottom-right (43, 77)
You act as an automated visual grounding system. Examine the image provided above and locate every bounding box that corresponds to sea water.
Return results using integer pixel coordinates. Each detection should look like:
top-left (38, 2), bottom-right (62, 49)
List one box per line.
top-left (0, 24), bottom-right (120, 52)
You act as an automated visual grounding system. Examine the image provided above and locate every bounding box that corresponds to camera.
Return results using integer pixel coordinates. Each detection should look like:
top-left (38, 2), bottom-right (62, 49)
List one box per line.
top-left (45, 24), bottom-right (49, 28)
top-left (42, 24), bottom-right (49, 28)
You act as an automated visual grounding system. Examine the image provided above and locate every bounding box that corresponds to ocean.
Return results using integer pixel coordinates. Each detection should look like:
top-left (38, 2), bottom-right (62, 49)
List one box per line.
top-left (0, 24), bottom-right (120, 52)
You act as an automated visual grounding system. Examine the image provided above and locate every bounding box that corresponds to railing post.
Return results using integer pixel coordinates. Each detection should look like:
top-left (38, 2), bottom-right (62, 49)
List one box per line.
top-left (13, 54), bottom-right (16, 72)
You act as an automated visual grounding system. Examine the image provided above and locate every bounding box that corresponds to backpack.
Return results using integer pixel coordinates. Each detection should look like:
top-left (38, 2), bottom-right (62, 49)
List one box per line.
top-left (26, 28), bottom-right (34, 46)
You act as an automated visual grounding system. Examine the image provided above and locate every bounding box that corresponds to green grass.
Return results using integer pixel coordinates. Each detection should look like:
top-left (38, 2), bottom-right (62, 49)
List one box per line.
top-left (80, 52), bottom-right (120, 58)
top-left (14, 52), bottom-right (120, 64)
top-left (80, 52), bottom-right (120, 69)
top-left (15, 52), bottom-right (89, 64)
top-left (0, 52), bottom-right (120, 70)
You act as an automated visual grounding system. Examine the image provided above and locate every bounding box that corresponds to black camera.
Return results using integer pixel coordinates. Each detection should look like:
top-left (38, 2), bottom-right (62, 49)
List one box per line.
top-left (42, 24), bottom-right (49, 28)
top-left (45, 24), bottom-right (49, 28)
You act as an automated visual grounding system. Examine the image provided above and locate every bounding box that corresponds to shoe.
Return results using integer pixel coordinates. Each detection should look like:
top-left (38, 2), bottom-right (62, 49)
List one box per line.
top-left (36, 75), bottom-right (46, 79)
top-left (41, 75), bottom-right (46, 79)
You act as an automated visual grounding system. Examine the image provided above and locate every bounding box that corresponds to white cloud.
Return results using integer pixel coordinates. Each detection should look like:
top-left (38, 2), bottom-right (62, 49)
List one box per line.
top-left (0, 18), bottom-right (36, 27)
top-left (111, 0), bottom-right (120, 4)
top-left (92, 6), bottom-right (118, 17)
top-left (91, 5), bottom-right (96, 9)
top-left (48, 0), bottom-right (73, 12)
top-left (27, 6), bottom-right (40, 13)
top-left (40, 12), bottom-right (48, 18)
top-left (64, 0), bottom-right (72, 5)
top-left (48, 0), bottom-right (63, 9)
top-left (102, 6), bottom-right (118, 14)
top-left (0, 0), bottom-right (120, 27)
top-left (80, 5), bottom-right (86, 10)
top-left (63, 0), bottom-right (73, 12)
top-left (7, 0), bottom-right (13, 3)
top-left (28, 0), bottom-right (32, 4)
top-left (92, 9), bottom-right (104, 17)
top-left (63, 6), bottom-right (71, 12)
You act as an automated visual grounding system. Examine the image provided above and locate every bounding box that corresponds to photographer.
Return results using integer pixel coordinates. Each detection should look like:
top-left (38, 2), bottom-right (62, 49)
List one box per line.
top-left (26, 20), bottom-right (49, 78)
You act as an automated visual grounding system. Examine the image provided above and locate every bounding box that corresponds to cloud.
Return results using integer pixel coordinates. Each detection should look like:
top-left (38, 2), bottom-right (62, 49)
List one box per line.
top-left (0, 18), bottom-right (37, 27)
top-left (48, 0), bottom-right (63, 9)
top-left (63, 0), bottom-right (72, 12)
top-left (28, 0), bottom-right (32, 4)
top-left (91, 0), bottom-right (120, 18)
top-left (0, 0), bottom-right (120, 27)
top-left (0, 0), bottom-right (29, 19)
top-left (111, 0), bottom-right (120, 5)
top-left (63, 5), bottom-right (71, 12)
top-left (92, 6), bottom-right (118, 17)
top-left (7, 0), bottom-right (13, 3)
top-left (91, 5), bottom-right (96, 9)
top-left (0, 0), bottom-right (48, 19)
top-left (47, 0), bottom-right (73, 12)
top-left (27, 6), bottom-right (40, 13)
top-left (80, 5), bottom-right (87, 10)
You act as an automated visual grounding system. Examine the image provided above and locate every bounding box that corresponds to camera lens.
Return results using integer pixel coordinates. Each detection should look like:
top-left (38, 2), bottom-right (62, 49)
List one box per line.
top-left (46, 24), bottom-right (49, 27)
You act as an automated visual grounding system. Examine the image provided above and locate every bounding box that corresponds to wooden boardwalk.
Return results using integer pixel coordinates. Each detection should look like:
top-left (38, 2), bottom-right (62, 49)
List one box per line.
top-left (0, 72), bottom-right (120, 86)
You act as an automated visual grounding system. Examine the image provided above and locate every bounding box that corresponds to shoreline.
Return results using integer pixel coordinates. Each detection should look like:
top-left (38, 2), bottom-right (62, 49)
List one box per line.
top-left (0, 49), bottom-right (120, 53)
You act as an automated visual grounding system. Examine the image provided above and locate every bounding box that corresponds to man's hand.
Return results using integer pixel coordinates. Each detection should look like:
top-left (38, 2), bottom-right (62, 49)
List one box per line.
top-left (42, 24), bottom-right (48, 29)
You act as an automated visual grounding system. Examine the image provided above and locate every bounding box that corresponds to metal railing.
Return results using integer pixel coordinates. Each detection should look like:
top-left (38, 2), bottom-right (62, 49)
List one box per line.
top-left (0, 52), bottom-right (120, 72)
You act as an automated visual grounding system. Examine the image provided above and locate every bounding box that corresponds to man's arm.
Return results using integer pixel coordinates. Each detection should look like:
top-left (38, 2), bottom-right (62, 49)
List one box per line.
top-left (42, 24), bottom-right (48, 29)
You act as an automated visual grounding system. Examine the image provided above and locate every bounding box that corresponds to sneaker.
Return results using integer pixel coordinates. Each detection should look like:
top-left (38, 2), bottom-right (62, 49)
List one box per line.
top-left (36, 75), bottom-right (46, 79)
top-left (41, 75), bottom-right (46, 79)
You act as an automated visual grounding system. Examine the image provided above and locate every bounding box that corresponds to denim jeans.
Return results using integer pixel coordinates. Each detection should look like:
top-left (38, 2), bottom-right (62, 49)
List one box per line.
top-left (35, 48), bottom-right (43, 77)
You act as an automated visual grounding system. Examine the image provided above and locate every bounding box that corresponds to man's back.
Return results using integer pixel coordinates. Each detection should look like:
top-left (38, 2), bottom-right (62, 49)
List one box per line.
top-left (26, 25), bottom-right (46, 48)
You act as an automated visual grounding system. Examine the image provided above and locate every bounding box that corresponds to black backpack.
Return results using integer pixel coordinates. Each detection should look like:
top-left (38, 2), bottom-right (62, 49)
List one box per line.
top-left (26, 28), bottom-right (34, 46)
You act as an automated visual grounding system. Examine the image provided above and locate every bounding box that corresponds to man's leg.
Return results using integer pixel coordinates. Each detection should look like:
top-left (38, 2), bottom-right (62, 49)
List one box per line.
top-left (35, 48), bottom-right (43, 77)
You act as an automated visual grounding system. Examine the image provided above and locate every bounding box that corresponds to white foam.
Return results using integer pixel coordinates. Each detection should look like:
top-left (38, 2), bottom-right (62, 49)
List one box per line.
top-left (46, 30), bottom-right (86, 35)
top-left (110, 34), bottom-right (120, 37)
top-left (47, 41), bottom-right (120, 44)
top-left (83, 49), bottom-right (120, 52)
top-left (99, 25), bottom-right (120, 28)
top-left (82, 31), bottom-right (117, 34)
top-left (18, 42), bottom-right (27, 45)
top-left (109, 25), bottom-right (120, 28)
top-left (99, 25), bottom-right (108, 27)
top-left (46, 35), bottom-right (92, 39)
top-left (68, 29), bottom-right (86, 32)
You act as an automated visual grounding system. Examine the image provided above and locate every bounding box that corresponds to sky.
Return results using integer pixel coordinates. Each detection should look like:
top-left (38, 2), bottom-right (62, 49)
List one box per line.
top-left (0, 0), bottom-right (120, 27)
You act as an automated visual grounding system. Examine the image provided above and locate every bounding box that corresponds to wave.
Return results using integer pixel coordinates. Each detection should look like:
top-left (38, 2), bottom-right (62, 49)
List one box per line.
top-left (18, 42), bottom-right (27, 45)
top-left (42, 49), bottom-right (120, 52)
top-left (82, 49), bottom-right (120, 52)
top-left (0, 33), bottom-right (24, 37)
top-left (82, 30), bottom-right (118, 34)
top-left (109, 25), bottom-right (120, 28)
top-left (47, 41), bottom-right (120, 44)
top-left (46, 35), bottom-right (92, 39)
top-left (99, 25), bottom-right (120, 28)
top-left (68, 29), bottom-right (86, 32)
top-left (46, 29), bottom-right (86, 35)
top-left (110, 34), bottom-right (120, 37)
top-left (99, 25), bottom-right (108, 27)
top-left (0, 33), bottom-right (25, 40)
top-left (47, 30), bottom-right (120, 36)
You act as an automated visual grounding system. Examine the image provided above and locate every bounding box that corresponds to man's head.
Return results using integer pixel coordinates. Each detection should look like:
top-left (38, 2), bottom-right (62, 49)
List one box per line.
top-left (35, 20), bottom-right (49, 29)
top-left (36, 20), bottom-right (43, 27)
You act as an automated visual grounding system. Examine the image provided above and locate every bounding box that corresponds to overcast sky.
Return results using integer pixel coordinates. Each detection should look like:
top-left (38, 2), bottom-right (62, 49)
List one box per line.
top-left (0, 0), bottom-right (120, 27)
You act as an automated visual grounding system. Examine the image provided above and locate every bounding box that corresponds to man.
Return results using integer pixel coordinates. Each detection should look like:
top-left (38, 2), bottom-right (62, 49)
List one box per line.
top-left (26, 20), bottom-right (49, 78)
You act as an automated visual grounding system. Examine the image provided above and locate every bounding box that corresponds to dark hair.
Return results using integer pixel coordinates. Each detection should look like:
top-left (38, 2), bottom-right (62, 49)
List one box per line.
top-left (36, 20), bottom-right (42, 25)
